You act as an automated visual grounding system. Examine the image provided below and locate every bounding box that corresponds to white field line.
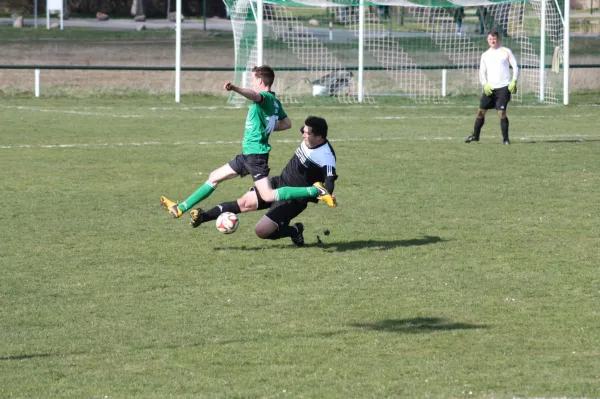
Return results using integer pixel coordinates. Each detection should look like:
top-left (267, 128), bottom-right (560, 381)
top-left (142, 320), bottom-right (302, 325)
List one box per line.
top-left (2, 134), bottom-right (599, 150)
top-left (2, 103), bottom-right (599, 112)
top-left (0, 105), bottom-right (144, 118)
top-left (1, 104), bottom-right (597, 149)
top-left (1, 105), bottom-right (597, 121)
top-left (374, 114), bottom-right (598, 119)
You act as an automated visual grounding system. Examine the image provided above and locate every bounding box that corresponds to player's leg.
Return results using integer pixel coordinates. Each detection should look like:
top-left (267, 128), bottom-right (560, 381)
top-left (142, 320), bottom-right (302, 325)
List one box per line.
top-left (190, 200), bottom-right (241, 228)
top-left (473, 108), bottom-right (487, 138)
top-left (495, 87), bottom-right (511, 144)
top-left (253, 177), bottom-right (276, 202)
top-left (242, 154), bottom-right (275, 203)
top-left (245, 153), bottom-right (336, 208)
top-left (256, 218), bottom-right (304, 247)
top-left (190, 200), bottom-right (244, 229)
top-left (161, 157), bottom-right (242, 218)
top-left (246, 155), bottom-right (332, 207)
top-left (465, 93), bottom-right (492, 143)
top-left (254, 217), bottom-right (280, 239)
top-left (255, 177), bottom-right (324, 204)
top-left (255, 201), bottom-right (307, 246)
top-left (465, 108), bottom-right (487, 143)
top-left (498, 109), bottom-right (510, 144)
top-left (272, 182), bottom-right (336, 207)
top-left (179, 163), bottom-right (237, 210)
top-left (190, 182), bottom-right (271, 228)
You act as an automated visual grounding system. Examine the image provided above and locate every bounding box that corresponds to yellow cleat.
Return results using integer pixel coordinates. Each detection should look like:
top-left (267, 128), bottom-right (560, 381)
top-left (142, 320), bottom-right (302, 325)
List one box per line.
top-left (160, 196), bottom-right (183, 218)
top-left (312, 182), bottom-right (336, 208)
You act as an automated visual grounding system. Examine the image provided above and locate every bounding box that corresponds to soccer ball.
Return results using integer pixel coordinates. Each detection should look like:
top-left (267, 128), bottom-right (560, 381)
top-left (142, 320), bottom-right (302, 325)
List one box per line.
top-left (215, 212), bottom-right (239, 234)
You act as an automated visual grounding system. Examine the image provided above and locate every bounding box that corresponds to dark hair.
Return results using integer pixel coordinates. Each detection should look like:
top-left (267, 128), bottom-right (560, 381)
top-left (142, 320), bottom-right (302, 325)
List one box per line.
top-left (252, 65), bottom-right (275, 87)
top-left (487, 29), bottom-right (500, 38)
top-left (304, 116), bottom-right (328, 138)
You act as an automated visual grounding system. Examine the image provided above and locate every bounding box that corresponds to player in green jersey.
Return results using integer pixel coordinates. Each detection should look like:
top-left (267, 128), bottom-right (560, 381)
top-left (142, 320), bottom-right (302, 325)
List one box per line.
top-left (160, 66), bottom-right (336, 219)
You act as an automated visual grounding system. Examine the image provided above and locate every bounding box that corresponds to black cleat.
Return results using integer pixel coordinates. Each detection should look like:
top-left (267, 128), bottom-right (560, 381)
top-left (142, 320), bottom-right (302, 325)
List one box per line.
top-left (464, 135), bottom-right (479, 143)
top-left (503, 139), bottom-right (510, 145)
top-left (290, 223), bottom-right (304, 247)
top-left (189, 208), bottom-right (205, 228)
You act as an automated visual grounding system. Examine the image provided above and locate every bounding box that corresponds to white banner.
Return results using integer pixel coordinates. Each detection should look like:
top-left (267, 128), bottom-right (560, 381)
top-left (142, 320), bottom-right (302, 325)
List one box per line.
top-left (47, 0), bottom-right (63, 11)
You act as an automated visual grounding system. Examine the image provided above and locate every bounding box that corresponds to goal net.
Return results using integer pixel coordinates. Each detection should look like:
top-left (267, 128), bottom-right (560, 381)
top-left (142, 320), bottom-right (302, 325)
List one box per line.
top-left (223, 0), bottom-right (567, 104)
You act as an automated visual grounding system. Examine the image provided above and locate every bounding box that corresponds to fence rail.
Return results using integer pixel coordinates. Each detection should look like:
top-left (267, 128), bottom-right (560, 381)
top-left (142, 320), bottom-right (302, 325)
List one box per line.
top-left (1, 64), bottom-right (598, 70)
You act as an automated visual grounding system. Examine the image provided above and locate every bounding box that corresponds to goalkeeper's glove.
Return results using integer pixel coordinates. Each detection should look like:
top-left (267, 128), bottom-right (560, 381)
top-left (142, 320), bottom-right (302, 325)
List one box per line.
top-left (508, 79), bottom-right (517, 94)
top-left (483, 83), bottom-right (493, 96)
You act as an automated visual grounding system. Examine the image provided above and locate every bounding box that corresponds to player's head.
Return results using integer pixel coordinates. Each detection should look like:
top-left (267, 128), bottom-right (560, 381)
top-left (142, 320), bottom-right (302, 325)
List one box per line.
top-left (303, 116), bottom-right (328, 138)
top-left (487, 30), bottom-right (500, 48)
top-left (300, 116), bottom-right (328, 148)
top-left (251, 65), bottom-right (275, 90)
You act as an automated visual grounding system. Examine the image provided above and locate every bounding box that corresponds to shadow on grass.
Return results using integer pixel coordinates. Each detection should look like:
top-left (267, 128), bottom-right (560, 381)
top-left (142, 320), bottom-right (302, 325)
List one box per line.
top-left (1, 318), bottom-right (484, 357)
top-left (351, 317), bottom-right (487, 333)
top-left (308, 235), bottom-right (444, 252)
top-left (0, 353), bottom-right (52, 361)
top-left (214, 235), bottom-right (444, 252)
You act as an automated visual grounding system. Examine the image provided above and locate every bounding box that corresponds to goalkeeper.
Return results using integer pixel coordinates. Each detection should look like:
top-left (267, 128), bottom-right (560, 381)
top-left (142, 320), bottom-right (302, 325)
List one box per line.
top-left (189, 116), bottom-right (337, 247)
top-left (465, 29), bottom-right (519, 145)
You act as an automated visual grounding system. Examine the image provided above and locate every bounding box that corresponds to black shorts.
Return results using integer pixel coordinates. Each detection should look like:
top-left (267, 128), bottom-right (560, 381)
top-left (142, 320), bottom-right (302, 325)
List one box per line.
top-left (251, 176), bottom-right (308, 228)
top-left (480, 86), bottom-right (511, 111)
top-left (228, 153), bottom-right (270, 182)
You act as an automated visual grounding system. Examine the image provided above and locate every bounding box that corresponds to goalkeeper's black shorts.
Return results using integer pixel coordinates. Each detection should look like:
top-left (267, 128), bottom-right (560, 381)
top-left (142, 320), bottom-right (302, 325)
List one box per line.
top-left (480, 86), bottom-right (511, 111)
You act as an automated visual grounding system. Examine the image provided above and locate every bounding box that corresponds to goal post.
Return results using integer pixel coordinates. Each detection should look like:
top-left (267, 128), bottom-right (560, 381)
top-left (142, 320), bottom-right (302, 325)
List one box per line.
top-left (222, 0), bottom-right (569, 105)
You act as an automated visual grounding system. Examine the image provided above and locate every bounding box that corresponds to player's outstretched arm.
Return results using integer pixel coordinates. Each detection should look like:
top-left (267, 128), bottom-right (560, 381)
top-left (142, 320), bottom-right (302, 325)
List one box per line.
top-left (274, 117), bottom-right (292, 132)
top-left (223, 82), bottom-right (262, 103)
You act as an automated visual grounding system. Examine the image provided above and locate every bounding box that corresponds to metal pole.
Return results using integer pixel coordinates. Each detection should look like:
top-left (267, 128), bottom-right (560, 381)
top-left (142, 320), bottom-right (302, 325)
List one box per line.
top-left (35, 69), bottom-right (40, 97)
top-left (564, 0), bottom-right (570, 104)
top-left (442, 69), bottom-right (447, 96)
top-left (175, 0), bottom-right (182, 103)
top-left (203, 0), bottom-right (207, 30)
top-left (358, 0), bottom-right (364, 103)
top-left (539, 0), bottom-right (546, 101)
top-left (257, 0), bottom-right (263, 66)
top-left (34, 0), bottom-right (38, 28)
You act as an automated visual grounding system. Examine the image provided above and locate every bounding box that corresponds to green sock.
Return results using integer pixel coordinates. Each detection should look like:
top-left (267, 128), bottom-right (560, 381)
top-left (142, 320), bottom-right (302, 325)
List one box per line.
top-left (178, 182), bottom-right (216, 212)
top-left (274, 186), bottom-right (318, 201)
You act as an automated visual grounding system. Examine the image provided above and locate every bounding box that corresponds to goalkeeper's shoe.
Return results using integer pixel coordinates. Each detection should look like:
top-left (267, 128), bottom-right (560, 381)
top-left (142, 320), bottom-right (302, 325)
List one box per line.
top-left (160, 196), bottom-right (183, 218)
top-left (313, 182), bottom-right (336, 208)
top-left (290, 223), bottom-right (305, 247)
top-left (189, 208), bottom-right (205, 228)
top-left (464, 135), bottom-right (480, 143)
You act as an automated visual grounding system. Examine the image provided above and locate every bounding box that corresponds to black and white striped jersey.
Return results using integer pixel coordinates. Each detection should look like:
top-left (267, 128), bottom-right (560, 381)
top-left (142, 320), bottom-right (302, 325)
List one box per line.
top-left (279, 140), bottom-right (337, 192)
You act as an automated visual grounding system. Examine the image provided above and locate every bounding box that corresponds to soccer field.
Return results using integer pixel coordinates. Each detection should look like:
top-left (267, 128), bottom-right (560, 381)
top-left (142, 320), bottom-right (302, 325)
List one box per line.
top-left (1, 94), bottom-right (599, 398)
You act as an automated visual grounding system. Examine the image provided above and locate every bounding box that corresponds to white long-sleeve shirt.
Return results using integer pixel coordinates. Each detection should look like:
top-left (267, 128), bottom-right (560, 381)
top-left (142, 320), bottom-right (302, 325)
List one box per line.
top-left (479, 46), bottom-right (519, 89)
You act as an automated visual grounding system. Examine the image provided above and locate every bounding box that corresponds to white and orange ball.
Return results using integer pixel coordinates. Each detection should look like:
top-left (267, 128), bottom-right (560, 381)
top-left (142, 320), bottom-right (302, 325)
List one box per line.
top-left (215, 212), bottom-right (239, 234)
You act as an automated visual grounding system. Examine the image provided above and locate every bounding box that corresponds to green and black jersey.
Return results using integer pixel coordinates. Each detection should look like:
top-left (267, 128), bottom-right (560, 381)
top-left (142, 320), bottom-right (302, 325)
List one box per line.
top-left (242, 91), bottom-right (287, 155)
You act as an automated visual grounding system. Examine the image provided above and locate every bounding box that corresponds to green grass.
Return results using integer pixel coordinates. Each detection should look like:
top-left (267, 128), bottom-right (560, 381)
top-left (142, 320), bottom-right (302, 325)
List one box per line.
top-left (1, 94), bottom-right (600, 398)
